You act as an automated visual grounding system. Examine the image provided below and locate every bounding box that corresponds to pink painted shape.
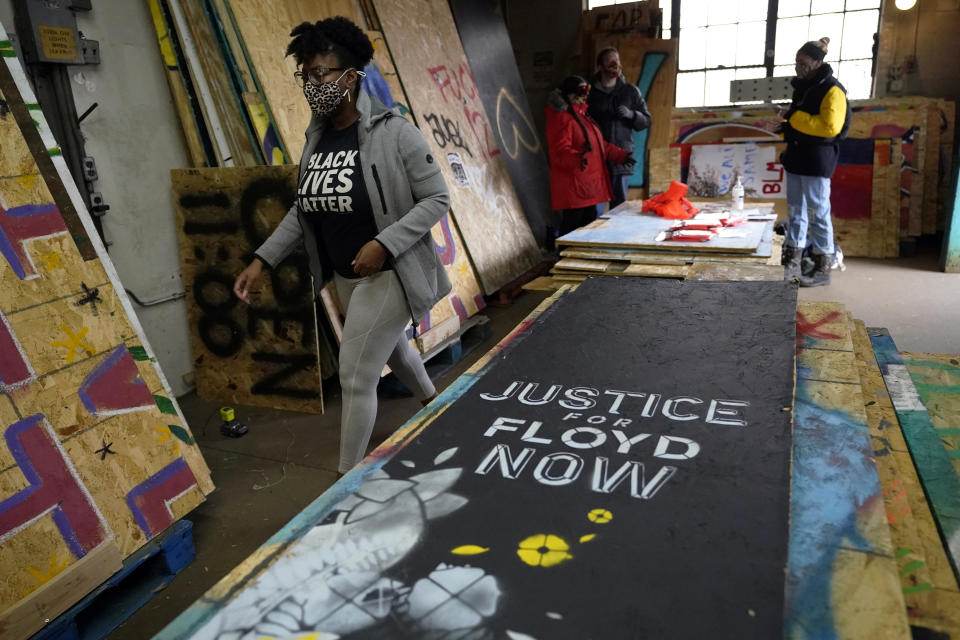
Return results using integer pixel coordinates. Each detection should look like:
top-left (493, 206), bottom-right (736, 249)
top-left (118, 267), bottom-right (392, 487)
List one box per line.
top-left (0, 202), bottom-right (67, 279)
top-left (78, 345), bottom-right (155, 417)
top-left (0, 414), bottom-right (109, 557)
top-left (0, 310), bottom-right (33, 391)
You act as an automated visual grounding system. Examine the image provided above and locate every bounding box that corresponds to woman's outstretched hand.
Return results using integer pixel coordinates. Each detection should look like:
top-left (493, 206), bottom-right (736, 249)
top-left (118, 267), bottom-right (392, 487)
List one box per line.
top-left (233, 259), bottom-right (264, 304)
top-left (352, 240), bottom-right (388, 277)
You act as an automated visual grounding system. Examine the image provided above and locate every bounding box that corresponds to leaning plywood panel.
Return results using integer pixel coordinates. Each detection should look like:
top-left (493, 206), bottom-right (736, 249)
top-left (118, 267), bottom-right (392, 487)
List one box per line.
top-left (373, 0), bottom-right (540, 294)
top-left (0, 25), bottom-right (212, 640)
top-left (172, 166), bottom-right (326, 412)
top-left (450, 0), bottom-right (552, 244)
top-left (226, 0), bottom-right (368, 163)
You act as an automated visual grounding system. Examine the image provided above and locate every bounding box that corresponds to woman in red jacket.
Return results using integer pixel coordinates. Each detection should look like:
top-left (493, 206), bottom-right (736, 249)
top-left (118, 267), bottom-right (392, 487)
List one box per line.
top-left (546, 75), bottom-right (631, 236)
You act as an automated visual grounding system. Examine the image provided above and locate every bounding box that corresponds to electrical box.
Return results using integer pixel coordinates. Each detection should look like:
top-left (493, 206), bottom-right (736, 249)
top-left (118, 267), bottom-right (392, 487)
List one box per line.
top-left (16, 0), bottom-right (85, 65)
top-left (730, 76), bottom-right (794, 103)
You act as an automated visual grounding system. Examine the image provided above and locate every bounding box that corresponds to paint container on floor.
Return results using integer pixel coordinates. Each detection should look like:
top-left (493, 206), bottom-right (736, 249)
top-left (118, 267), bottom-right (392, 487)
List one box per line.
top-left (219, 406), bottom-right (248, 438)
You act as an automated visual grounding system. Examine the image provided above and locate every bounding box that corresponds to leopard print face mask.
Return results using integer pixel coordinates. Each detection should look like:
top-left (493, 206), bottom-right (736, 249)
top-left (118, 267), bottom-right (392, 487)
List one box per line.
top-left (302, 69), bottom-right (366, 118)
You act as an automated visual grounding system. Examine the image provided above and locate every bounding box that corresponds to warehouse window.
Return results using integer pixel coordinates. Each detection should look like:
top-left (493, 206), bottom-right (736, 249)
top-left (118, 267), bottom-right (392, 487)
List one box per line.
top-left (587, 0), bottom-right (880, 107)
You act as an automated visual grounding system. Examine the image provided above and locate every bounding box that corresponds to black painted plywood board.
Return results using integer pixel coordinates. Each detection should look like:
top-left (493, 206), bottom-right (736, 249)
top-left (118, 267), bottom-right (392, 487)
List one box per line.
top-left (173, 277), bottom-right (798, 639)
top-left (450, 0), bottom-right (553, 244)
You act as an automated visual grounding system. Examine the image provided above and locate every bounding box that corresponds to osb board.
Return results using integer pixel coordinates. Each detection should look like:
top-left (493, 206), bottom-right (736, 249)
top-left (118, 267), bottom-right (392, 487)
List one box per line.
top-left (789, 302), bottom-right (908, 638)
top-left (686, 263), bottom-right (782, 281)
top-left (372, 0), bottom-right (541, 294)
top-left (648, 145), bottom-right (680, 194)
top-left (852, 321), bottom-right (960, 634)
top-left (551, 262), bottom-right (689, 278)
top-left (0, 538), bottom-right (122, 640)
top-left (0, 43), bottom-right (212, 638)
top-left (226, 0), bottom-right (367, 162)
top-left (848, 109), bottom-right (927, 238)
top-left (172, 166), bottom-right (324, 413)
top-left (591, 34), bottom-right (678, 183)
top-left (901, 352), bottom-right (960, 480)
top-left (833, 138), bottom-right (901, 259)
top-left (179, 0), bottom-right (260, 166)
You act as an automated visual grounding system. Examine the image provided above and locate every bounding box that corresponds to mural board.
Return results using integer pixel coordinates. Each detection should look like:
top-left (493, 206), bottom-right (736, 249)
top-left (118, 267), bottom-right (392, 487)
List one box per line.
top-left (159, 277), bottom-right (798, 638)
top-left (373, 0), bottom-right (541, 294)
top-left (0, 25), bottom-right (212, 640)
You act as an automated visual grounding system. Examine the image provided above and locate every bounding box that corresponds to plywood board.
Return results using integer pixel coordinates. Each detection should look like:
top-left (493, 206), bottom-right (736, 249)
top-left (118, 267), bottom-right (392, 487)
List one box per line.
top-left (848, 109), bottom-right (927, 238)
top-left (372, 0), bottom-right (541, 294)
top-left (789, 303), bottom-right (908, 639)
top-left (171, 166), bottom-right (324, 412)
top-left (161, 277), bottom-right (799, 639)
top-left (870, 330), bottom-right (960, 584)
top-left (450, 0), bottom-right (552, 244)
top-left (0, 29), bottom-right (212, 639)
top-left (557, 213), bottom-right (771, 254)
top-left (686, 262), bottom-right (783, 281)
top-left (225, 0), bottom-right (366, 162)
top-left (852, 320), bottom-right (960, 634)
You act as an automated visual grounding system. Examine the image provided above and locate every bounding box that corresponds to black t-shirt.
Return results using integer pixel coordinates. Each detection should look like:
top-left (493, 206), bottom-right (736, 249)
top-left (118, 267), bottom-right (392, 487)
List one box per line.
top-left (298, 122), bottom-right (380, 278)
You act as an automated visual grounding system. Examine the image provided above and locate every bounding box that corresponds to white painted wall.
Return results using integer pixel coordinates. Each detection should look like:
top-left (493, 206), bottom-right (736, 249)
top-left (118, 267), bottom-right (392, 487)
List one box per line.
top-left (0, 1), bottom-right (195, 396)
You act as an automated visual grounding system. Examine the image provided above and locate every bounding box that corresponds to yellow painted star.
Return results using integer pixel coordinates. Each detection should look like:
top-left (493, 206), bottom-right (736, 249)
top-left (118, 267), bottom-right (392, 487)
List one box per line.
top-left (22, 554), bottom-right (70, 596)
top-left (50, 323), bottom-right (96, 363)
top-left (156, 425), bottom-right (180, 454)
top-left (38, 251), bottom-right (64, 271)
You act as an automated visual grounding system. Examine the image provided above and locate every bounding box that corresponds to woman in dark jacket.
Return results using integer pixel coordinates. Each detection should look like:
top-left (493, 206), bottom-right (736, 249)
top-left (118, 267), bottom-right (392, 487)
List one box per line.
top-left (779, 37), bottom-right (850, 287)
top-left (545, 75), bottom-right (630, 236)
top-left (233, 18), bottom-right (449, 476)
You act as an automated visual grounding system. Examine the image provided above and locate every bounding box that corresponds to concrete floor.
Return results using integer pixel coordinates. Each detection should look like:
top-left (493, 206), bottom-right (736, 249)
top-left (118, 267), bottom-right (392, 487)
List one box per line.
top-left (109, 240), bottom-right (958, 639)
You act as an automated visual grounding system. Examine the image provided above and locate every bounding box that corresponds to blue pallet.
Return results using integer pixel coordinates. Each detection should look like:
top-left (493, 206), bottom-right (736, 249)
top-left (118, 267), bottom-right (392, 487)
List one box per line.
top-left (31, 519), bottom-right (195, 640)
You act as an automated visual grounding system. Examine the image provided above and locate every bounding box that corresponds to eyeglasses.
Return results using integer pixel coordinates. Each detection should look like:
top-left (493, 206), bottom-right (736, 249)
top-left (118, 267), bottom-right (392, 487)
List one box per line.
top-left (294, 67), bottom-right (345, 87)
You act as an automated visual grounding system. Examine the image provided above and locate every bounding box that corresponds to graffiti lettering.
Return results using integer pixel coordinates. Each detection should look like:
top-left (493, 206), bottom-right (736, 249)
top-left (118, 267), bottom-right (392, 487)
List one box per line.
top-left (463, 105), bottom-right (500, 161)
top-left (179, 174), bottom-right (322, 400)
top-left (424, 112), bottom-right (471, 157)
top-left (763, 161), bottom-right (784, 194)
top-left (247, 306), bottom-right (315, 347)
top-left (179, 192), bottom-right (237, 235)
top-left (239, 178), bottom-right (296, 248)
top-left (250, 352), bottom-right (320, 399)
top-left (495, 87), bottom-right (541, 159)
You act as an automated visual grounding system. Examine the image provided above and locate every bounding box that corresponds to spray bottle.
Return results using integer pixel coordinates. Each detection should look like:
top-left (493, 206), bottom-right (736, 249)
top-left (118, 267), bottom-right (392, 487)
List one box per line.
top-left (731, 176), bottom-right (745, 211)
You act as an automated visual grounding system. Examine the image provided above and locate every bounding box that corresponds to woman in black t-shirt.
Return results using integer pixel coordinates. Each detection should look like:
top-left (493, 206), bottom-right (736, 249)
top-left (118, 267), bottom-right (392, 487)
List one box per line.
top-left (233, 18), bottom-right (452, 477)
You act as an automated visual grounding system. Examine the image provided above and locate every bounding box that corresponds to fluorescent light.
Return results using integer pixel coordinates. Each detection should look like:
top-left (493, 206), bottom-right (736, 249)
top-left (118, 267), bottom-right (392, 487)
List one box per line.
top-left (895, 0), bottom-right (917, 9)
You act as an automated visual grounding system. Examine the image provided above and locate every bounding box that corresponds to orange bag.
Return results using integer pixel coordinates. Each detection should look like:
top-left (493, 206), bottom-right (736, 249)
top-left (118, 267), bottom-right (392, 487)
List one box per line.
top-left (641, 181), bottom-right (700, 220)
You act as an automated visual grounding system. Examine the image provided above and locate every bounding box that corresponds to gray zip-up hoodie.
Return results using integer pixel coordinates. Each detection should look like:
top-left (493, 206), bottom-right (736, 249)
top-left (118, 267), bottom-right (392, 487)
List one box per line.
top-left (255, 90), bottom-right (452, 323)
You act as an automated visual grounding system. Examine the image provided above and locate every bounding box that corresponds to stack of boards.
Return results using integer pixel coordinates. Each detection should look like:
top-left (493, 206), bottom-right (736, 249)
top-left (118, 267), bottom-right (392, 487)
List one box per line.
top-left (148, 0), bottom-right (543, 412)
top-left (156, 277), bottom-right (960, 638)
top-left (539, 201), bottom-right (782, 288)
top-left (649, 97), bottom-right (955, 258)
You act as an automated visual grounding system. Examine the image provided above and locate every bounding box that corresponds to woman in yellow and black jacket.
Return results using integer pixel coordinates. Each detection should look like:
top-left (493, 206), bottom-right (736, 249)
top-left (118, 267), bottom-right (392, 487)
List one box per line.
top-left (780, 37), bottom-right (851, 287)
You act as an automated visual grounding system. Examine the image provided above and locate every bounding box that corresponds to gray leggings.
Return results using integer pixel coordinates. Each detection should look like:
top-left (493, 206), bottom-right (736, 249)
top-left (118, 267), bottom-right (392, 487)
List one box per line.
top-left (334, 270), bottom-right (435, 473)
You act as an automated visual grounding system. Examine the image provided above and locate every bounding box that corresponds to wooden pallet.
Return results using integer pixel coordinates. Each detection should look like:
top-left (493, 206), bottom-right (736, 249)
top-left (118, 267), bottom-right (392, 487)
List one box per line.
top-left (32, 520), bottom-right (196, 640)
